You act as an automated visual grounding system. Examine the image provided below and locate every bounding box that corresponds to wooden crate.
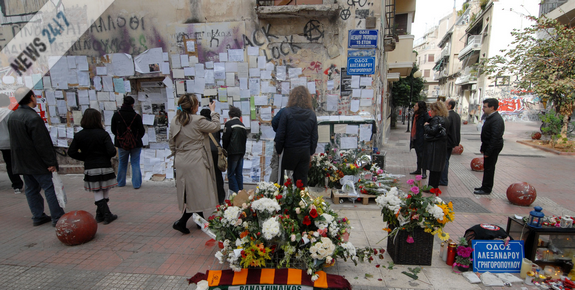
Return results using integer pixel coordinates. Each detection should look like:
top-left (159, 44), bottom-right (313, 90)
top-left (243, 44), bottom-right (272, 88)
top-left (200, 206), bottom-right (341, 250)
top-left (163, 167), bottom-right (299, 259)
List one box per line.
top-left (331, 190), bottom-right (377, 205)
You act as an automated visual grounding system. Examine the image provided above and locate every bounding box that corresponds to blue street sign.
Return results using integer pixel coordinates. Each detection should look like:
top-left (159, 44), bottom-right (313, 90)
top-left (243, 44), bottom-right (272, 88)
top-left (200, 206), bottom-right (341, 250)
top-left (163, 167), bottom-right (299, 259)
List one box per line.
top-left (347, 56), bottom-right (375, 75)
top-left (472, 240), bottom-right (524, 273)
top-left (348, 29), bottom-right (378, 48)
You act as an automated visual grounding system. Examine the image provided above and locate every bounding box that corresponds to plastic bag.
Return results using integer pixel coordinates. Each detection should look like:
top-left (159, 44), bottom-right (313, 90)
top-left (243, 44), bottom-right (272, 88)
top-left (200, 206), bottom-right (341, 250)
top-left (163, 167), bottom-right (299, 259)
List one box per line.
top-left (52, 172), bottom-right (67, 208)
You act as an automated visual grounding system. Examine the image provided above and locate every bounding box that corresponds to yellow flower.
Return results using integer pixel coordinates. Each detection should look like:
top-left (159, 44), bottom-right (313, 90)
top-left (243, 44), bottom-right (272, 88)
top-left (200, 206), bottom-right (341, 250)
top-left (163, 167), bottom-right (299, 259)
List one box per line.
top-left (350, 164), bottom-right (355, 169)
top-left (437, 229), bottom-right (450, 241)
top-left (424, 228), bottom-right (433, 233)
top-left (274, 183), bottom-right (280, 188)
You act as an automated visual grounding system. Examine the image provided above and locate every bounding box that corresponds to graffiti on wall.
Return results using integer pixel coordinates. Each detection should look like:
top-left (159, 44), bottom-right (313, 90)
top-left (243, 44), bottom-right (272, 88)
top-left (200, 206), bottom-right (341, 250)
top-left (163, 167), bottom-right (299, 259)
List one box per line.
top-left (174, 21), bottom-right (245, 63)
top-left (242, 23), bottom-right (301, 61)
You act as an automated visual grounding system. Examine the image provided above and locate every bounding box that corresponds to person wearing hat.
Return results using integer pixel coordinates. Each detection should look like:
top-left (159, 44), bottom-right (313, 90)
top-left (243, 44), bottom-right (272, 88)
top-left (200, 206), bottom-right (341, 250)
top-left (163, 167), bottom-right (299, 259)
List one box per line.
top-left (8, 87), bottom-right (65, 227)
top-left (0, 93), bottom-right (24, 194)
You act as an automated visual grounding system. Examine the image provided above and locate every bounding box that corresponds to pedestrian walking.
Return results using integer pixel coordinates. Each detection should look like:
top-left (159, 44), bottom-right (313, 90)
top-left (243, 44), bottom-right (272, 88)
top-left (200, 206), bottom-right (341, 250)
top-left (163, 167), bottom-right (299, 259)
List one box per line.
top-left (200, 108), bottom-right (225, 204)
top-left (8, 87), bottom-right (65, 227)
top-left (423, 101), bottom-right (449, 190)
top-left (275, 86), bottom-right (318, 187)
top-left (439, 99), bottom-right (461, 186)
top-left (111, 96), bottom-right (145, 189)
top-left (169, 95), bottom-right (220, 234)
top-left (0, 93), bottom-right (24, 194)
top-left (409, 101), bottom-right (431, 179)
top-left (68, 109), bottom-right (118, 224)
top-left (222, 106), bottom-right (247, 194)
top-left (474, 98), bottom-right (505, 195)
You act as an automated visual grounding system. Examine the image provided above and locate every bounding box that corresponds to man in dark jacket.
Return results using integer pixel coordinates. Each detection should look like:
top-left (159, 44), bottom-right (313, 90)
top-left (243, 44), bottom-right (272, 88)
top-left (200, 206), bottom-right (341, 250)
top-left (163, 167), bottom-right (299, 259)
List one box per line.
top-left (8, 87), bottom-right (65, 227)
top-left (440, 99), bottom-right (461, 186)
top-left (111, 96), bottom-right (145, 189)
top-left (222, 106), bottom-right (247, 194)
top-left (474, 98), bottom-right (505, 195)
top-left (200, 108), bottom-right (225, 204)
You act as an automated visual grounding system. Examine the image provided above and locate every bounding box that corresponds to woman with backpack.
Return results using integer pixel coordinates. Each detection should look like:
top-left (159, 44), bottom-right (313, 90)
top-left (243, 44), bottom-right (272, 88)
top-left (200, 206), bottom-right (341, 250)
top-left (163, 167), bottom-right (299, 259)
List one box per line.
top-left (111, 96), bottom-right (145, 189)
top-left (68, 109), bottom-right (118, 224)
top-left (169, 95), bottom-right (220, 234)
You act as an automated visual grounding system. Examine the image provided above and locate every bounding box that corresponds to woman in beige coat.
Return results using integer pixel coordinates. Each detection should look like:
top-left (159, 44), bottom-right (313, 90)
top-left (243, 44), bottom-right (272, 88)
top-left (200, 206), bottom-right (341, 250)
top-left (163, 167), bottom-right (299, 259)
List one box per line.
top-left (169, 94), bottom-right (220, 234)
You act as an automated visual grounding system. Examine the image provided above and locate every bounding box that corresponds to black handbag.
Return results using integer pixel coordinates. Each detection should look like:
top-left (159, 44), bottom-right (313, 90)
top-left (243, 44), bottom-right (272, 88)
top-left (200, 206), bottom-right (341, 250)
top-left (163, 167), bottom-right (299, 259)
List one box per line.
top-left (424, 125), bottom-right (446, 142)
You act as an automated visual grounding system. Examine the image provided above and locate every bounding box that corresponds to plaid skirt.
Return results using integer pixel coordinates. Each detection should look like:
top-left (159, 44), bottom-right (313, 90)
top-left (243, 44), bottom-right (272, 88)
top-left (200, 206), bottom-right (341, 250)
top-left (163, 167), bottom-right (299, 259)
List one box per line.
top-left (84, 167), bottom-right (117, 192)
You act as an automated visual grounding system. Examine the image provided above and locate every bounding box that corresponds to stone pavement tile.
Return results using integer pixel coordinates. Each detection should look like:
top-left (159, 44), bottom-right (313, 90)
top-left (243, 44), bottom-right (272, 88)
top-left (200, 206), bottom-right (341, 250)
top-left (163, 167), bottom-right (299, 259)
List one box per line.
top-left (378, 264), bottom-right (433, 289)
top-left (422, 268), bottom-right (482, 290)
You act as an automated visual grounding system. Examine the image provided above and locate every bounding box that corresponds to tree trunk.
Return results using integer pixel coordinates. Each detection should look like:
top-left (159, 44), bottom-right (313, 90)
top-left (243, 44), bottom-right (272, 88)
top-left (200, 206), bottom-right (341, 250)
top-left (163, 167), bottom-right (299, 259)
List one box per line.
top-left (561, 114), bottom-right (570, 139)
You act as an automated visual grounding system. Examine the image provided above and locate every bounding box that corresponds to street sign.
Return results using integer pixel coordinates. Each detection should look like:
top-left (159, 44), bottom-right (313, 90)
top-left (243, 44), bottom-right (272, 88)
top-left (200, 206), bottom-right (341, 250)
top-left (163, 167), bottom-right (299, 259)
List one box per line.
top-left (346, 56), bottom-right (375, 75)
top-left (348, 29), bottom-right (378, 48)
top-left (472, 240), bottom-right (524, 273)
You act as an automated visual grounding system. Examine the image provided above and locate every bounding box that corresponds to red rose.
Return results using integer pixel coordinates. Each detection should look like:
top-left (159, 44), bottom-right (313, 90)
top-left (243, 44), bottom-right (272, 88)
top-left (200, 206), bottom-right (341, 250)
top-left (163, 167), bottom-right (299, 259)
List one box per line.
top-left (276, 195), bottom-right (283, 200)
top-left (225, 200), bottom-right (231, 206)
top-left (284, 178), bottom-right (292, 187)
top-left (373, 249), bottom-right (378, 255)
top-left (303, 216), bottom-right (311, 226)
top-left (296, 180), bottom-right (304, 189)
top-left (310, 208), bottom-right (318, 218)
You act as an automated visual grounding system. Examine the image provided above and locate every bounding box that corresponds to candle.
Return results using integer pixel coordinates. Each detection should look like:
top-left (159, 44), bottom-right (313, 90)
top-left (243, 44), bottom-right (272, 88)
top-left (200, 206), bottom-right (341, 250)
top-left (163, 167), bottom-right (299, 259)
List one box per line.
top-left (520, 258), bottom-right (533, 279)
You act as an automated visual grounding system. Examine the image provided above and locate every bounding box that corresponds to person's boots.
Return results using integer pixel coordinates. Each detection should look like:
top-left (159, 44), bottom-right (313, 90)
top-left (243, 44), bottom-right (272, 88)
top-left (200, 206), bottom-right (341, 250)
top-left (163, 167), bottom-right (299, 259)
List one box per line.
top-left (97, 199), bottom-right (118, 225)
top-left (94, 201), bottom-right (104, 223)
top-left (421, 171), bottom-right (427, 179)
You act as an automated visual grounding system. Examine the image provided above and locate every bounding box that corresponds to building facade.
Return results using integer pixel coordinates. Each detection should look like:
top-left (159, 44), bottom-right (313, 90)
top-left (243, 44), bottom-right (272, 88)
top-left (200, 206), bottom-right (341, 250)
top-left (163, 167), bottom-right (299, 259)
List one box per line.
top-left (0, 0), bottom-right (415, 181)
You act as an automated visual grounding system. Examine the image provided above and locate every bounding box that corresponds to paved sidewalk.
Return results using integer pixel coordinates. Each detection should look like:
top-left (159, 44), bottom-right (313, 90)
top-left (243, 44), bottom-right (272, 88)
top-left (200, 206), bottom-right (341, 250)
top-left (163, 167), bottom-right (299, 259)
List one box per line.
top-left (0, 120), bottom-right (573, 289)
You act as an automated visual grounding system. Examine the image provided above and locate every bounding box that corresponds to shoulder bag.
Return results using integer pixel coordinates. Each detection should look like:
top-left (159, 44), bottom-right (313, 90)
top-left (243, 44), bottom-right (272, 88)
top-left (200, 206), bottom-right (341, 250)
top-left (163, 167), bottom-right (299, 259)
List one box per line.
top-left (208, 133), bottom-right (228, 172)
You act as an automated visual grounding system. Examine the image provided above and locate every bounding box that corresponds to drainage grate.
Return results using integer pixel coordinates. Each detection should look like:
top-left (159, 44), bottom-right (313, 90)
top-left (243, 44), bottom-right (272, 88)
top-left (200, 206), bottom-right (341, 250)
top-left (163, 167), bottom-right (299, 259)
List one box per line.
top-left (440, 197), bottom-right (491, 213)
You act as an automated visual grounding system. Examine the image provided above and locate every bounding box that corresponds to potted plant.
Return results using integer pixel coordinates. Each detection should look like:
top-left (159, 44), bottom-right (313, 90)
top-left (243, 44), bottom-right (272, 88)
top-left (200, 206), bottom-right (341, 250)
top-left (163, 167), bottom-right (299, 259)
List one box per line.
top-left (453, 237), bottom-right (473, 272)
top-left (376, 180), bottom-right (454, 265)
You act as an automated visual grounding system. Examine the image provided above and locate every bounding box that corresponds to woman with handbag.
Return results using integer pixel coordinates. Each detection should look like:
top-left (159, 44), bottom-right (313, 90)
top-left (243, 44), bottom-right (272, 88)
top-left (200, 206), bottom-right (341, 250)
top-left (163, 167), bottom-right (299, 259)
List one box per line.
top-left (169, 95), bottom-right (220, 234)
top-left (200, 109), bottom-right (226, 204)
top-left (68, 109), bottom-right (118, 224)
top-left (423, 101), bottom-right (449, 191)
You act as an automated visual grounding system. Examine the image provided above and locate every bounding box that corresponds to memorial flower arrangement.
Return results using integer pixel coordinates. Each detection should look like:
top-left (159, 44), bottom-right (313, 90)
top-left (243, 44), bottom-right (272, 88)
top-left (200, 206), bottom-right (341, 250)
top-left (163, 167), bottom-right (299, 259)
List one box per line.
top-left (376, 182), bottom-right (454, 243)
top-left (207, 179), bottom-right (380, 280)
top-left (453, 237), bottom-right (473, 271)
top-left (308, 152), bottom-right (339, 187)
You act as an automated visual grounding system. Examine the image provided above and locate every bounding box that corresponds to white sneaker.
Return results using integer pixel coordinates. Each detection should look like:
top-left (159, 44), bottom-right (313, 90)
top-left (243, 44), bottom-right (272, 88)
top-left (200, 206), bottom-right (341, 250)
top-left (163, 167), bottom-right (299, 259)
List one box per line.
top-left (14, 188), bottom-right (21, 194)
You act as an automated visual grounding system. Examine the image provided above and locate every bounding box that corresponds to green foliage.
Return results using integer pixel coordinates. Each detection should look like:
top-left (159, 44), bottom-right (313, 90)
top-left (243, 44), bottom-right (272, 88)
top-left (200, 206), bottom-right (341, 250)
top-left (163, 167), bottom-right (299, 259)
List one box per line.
top-left (480, 0), bottom-right (489, 10)
top-left (402, 267), bottom-right (422, 280)
top-left (539, 110), bottom-right (563, 147)
top-left (391, 64), bottom-right (425, 108)
top-left (481, 16), bottom-right (575, 137)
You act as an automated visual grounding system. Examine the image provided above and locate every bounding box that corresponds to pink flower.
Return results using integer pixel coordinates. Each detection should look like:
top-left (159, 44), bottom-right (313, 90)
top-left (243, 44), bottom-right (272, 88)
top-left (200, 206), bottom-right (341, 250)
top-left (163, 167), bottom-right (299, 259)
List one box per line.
top-left (406, 235), bottom-right (414, 243)
top-left (411, 186), bottom-right (420, 194)
top-left (407, 179), bottom-right (415, 185)
top-left (415, 175), bottom-right (422, 181)
top-left (377, 169), bottom-right (384, 174)
top-left (342, 232), bottom-right (350, 242)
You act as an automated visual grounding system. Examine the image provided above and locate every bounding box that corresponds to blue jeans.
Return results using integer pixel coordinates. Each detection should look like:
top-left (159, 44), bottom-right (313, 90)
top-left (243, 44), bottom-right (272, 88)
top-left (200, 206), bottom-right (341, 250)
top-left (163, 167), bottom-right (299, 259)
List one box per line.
top-left (227, 154), bottom-right (244, 193)
top-left (23, 174), bottom-right (65, 224)
top-left (117, 147), bottom-right (142, 189)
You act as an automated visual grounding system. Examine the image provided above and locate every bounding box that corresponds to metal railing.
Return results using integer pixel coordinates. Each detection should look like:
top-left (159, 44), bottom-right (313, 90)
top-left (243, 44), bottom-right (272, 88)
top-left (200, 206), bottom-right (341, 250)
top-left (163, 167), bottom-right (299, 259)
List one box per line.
top-left (539, 0), bottom-right (568, 16)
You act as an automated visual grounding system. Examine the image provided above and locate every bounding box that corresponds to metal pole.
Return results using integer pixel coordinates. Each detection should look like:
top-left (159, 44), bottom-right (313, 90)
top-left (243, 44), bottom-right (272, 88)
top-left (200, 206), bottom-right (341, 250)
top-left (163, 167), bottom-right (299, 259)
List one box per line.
top-left (406, 78), bottom-right (412, 133)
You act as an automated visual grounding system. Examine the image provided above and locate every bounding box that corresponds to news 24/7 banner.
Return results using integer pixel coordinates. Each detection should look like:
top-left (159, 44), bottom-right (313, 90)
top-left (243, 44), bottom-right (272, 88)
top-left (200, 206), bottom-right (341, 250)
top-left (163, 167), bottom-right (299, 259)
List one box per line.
top-left (0, 0), bottom-right (115, 87)
top-left (472, 240), bottom-right (524, 273)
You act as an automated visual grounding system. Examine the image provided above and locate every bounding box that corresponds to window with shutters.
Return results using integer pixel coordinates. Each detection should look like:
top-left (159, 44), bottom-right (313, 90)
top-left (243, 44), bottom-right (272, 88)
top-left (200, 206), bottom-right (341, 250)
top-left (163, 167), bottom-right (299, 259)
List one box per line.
top-left (428, 54), bottom-right (434, 62)
top-left (424, 69), bottom-right (430, 78)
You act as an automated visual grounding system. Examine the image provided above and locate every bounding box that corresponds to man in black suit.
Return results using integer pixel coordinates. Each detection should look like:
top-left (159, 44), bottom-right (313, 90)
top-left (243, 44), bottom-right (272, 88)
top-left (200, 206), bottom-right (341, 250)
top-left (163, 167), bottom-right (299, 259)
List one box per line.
top-left (440, 99), bottom-right (461, 186)
top-left (474, 98), bottom-right (505, 195)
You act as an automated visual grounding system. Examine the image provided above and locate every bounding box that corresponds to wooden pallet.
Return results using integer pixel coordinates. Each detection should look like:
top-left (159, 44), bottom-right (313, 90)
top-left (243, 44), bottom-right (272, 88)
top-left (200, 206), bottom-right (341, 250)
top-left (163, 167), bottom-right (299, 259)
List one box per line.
top-left (331, 190), bottom-right (377, 205)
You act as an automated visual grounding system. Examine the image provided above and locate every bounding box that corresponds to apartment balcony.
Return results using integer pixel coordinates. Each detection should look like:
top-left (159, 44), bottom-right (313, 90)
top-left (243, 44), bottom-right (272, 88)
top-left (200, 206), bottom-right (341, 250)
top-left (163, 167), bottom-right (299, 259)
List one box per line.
top-left (256, 0), bottom-right (340, 18)
top-left (440, 44), bottom-right (450, 60)
top-left (387, 35), bottom-right (415, 77)
top-left (458, 35), bottom-right (482, 60)
top-left (455, 68), bottom-right (478, 85)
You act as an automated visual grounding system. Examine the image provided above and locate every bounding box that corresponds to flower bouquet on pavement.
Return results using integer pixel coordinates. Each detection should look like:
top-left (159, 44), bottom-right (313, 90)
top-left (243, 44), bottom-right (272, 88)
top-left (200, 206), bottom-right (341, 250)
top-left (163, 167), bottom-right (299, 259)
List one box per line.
top-left (207, 179), bottom-right (380, 280)
top-left (376, 183), bottom-right (454, 243)
top-left (453, 237), bottom-right (473, 272)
